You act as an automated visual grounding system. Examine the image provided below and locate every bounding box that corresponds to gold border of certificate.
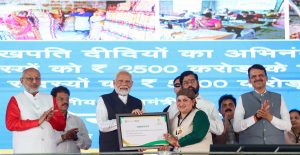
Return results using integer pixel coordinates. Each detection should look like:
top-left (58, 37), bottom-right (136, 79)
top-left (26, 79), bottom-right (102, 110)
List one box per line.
top-left (116, 112), bottom-right (170, 150)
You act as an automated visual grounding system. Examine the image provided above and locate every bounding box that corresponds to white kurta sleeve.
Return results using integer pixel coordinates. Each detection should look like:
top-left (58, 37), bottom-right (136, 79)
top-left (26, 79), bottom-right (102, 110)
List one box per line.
top-left (208, 105), bottom-right (224, 135)
top-left (269, 96), bottom-right (291, 131)
top-left (54, 130), bottom-right (64, 145)
top-left (167, 101), bottom-right (178, 120)
top-left (75, 117), bottom-right (92, 150)
top-left (233, 96), bottom-right (256, 132)
top-left (96, 97), bottom-right (117, 132)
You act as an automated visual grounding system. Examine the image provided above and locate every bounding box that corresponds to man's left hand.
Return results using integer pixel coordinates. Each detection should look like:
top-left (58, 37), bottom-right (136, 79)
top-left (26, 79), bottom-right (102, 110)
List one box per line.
top-left (46, 109), bottom-right (57, 121)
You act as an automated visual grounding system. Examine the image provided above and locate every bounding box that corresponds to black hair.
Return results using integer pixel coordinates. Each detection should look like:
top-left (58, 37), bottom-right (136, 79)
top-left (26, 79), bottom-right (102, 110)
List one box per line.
top-left (218, 94), bottom-right (236, 109)
top-left (203, 12), bottom-right (212, 18)
top-left (179, 71), bottom-right (198, 85)
top-left (173, 75), bottom-right (181, 85)
top-left (247, 64), bottom-right (267, 79)
top-left (289, 109), bottom-right (300, 115)
top-left (51, 86), bottom-right (70, 97)
top-left (241, 11), bottom-right (249, 14)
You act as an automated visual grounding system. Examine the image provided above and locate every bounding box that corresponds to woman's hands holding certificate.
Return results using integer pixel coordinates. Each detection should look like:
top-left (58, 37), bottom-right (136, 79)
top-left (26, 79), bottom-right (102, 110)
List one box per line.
top-left (163, 133), bottom-right (180, 147)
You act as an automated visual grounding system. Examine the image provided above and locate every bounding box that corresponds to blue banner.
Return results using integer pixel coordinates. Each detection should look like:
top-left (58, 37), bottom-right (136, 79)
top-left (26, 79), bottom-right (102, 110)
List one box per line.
top-left (0, 41), bottom-right (299, 149)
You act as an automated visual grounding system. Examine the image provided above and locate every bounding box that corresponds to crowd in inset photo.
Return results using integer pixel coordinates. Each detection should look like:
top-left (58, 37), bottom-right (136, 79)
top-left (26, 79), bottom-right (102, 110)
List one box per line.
top-left (0, 0), bottom-right (156, 40)
top-left (289, 0), bottom-right (300, 39)
top-left (0, 4), bottom-right (107, 40)
top-left (159, 0), bottom-right (285, 40)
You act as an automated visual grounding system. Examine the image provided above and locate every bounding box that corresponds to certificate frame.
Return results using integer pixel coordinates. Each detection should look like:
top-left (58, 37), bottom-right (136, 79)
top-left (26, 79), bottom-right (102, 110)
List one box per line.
top-left (116, 112), bottom-right (170, 150)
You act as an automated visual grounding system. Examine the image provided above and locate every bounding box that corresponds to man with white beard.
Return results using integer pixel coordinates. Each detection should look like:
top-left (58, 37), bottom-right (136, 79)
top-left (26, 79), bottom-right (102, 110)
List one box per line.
top-left (5, 68), bottom-right (66, 153)
top-left (96, 70), bottom-right (144, 152)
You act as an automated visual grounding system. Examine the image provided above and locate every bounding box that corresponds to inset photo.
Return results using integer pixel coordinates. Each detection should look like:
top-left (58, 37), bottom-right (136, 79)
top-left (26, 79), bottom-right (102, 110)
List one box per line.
top-left (159, 0), bottom-right (285, 40)
top-left (0, 0), bottom-right (157, 41)
top-left (289, 0), bottom-right (300, 39)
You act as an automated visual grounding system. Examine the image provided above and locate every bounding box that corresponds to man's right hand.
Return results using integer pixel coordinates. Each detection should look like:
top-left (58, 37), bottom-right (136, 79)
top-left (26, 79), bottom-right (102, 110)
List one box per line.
top-left (62, 128), bottom-right (79, 141)
top-left (255, 100), bottom-right (272, 122)
top-left (38, 108), bottom-right (54, 125)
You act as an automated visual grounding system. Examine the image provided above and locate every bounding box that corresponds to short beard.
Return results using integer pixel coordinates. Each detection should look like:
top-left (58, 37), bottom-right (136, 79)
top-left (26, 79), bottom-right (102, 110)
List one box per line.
top-left (24, 87), bottom-right (39, 94)
top-left (114, 86), bottom-right (131, 96)
top-left (188, 86), bottom-right (199, 94)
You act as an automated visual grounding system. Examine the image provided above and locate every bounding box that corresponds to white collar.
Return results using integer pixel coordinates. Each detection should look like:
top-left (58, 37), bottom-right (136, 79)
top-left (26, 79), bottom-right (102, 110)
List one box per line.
top-left (195, 94), bottom-right (202, 100)
top-left (118, 95), bottom-right (128, 104)
top-left (24, 90), bottom-right (39, 98)
top-left (254, 89), bottom-right (267, 95)
top-left (66, 112), bottom-right (72, 119)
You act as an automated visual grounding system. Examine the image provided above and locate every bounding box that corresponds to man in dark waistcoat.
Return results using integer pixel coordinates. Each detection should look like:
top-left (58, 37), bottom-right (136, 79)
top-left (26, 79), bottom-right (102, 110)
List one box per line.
top-left (96, 70), bottom-right (143, 152)
top-left (233, 64), bottom-right (291, 144)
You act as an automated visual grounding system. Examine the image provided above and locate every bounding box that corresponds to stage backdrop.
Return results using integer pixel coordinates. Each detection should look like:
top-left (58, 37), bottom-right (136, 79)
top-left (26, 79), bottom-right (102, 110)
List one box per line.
top-left (0, 41), bottom-right (299, 149)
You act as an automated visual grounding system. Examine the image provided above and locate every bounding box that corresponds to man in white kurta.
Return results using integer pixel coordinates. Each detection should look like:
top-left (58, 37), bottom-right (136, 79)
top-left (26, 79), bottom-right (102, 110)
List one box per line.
top-left (51, 86), bottom-right (91, 153)
top-left (56, 113), bottom-right (92, 153)
top-left (5, 68), bottom-right (66, 153)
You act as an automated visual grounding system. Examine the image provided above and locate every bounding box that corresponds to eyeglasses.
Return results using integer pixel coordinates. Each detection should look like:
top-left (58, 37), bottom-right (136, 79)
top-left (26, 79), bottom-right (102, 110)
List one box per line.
top-left (174, 83), bottom-right (181, 88)
top-left (23, 77), bottom-right (41, 82)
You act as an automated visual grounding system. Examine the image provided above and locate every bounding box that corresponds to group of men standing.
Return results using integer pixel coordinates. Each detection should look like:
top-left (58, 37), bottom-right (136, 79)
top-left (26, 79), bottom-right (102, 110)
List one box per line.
top-left (5, 68), bottom-right (91, 153)
top-left (165, 64), bottom-right (290, 147)
top-left (5, 63), bottom-right (292, 153)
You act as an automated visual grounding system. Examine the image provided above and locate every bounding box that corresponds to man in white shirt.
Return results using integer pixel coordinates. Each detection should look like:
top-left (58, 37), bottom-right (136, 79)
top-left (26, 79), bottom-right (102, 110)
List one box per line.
top-left (233, 64), bottom-right (291, 144)
top-left (5, 68), bottom-right (66, 153)
top-left (168, 71), bottom-right (224, 136)
top-left (213, 94), bottom-right (238, 144)
top-left (163, 75), bottom-right (181, 112)
top-left (96, 70), bottom-right (144, 152)
top-left (69, 8), bottom-right (93, 38)
top-left (51, 86), bottom-right (91, 153)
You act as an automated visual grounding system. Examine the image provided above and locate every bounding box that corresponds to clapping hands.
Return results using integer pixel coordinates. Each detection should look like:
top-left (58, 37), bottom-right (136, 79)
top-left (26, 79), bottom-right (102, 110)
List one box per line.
top-left (255, 100), bottom-right (273, 122)
top-left (39, 108), bottom-right (56, 125)
top-left (62, 128), bottom-right (79, 141)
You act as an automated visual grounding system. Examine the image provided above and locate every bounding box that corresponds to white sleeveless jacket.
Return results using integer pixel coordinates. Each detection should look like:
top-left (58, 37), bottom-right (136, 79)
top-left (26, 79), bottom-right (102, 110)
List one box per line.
top-left (13, 92), bottom-right (57, 153)
top-left (171, 109), bottom-right (212, 153)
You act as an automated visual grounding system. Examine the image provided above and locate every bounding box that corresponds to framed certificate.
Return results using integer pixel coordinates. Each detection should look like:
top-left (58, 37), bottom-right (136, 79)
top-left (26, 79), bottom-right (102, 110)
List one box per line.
top-left (116, 112), bottom-right (170, 150)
